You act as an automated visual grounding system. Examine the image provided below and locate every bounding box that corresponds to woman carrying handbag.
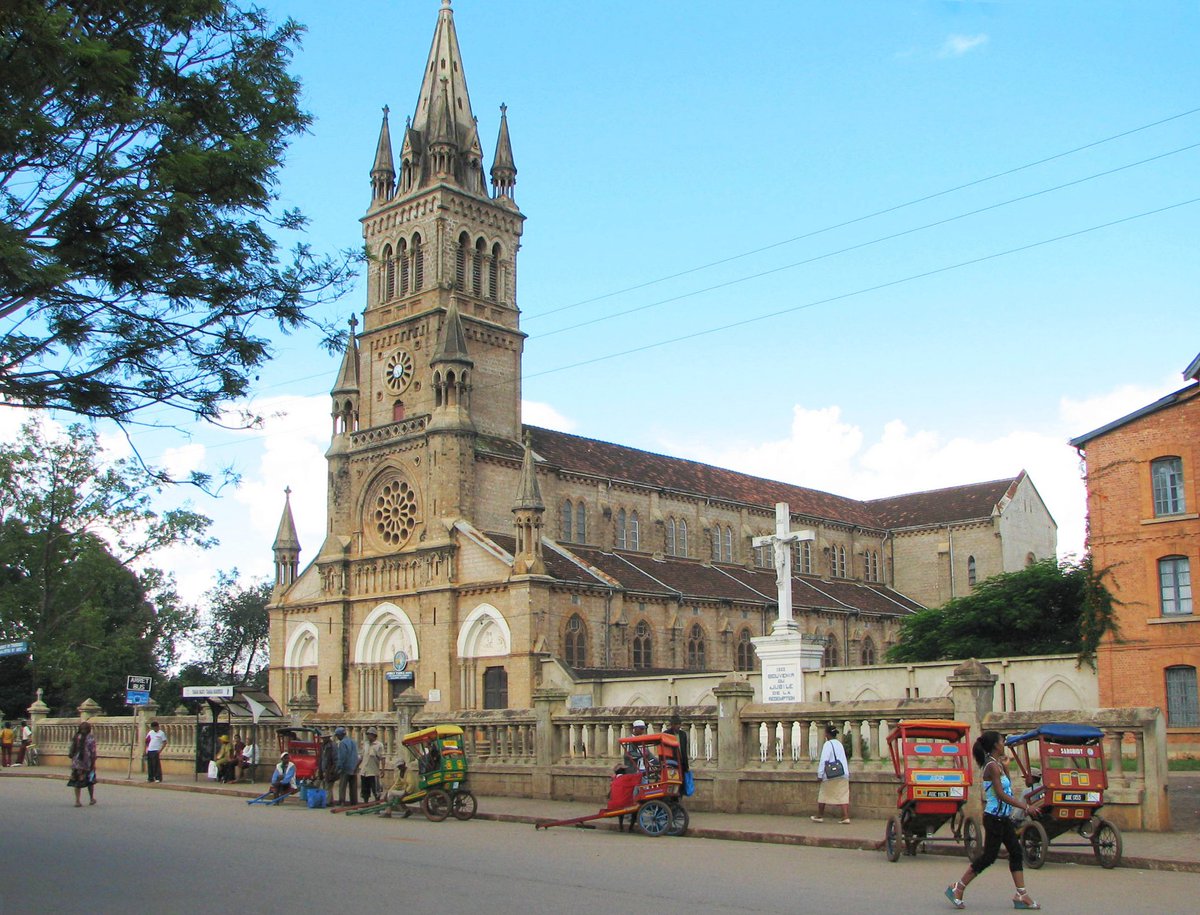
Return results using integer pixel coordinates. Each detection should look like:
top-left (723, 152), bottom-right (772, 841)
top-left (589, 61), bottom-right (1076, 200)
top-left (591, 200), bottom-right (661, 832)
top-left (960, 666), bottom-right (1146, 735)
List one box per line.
top-left (811, 724), bottom-right (850, 824)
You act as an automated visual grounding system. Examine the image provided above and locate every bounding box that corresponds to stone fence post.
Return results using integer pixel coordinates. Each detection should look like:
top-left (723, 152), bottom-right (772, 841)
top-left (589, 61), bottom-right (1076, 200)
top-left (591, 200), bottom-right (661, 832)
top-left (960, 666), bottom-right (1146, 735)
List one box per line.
top-left (288, 694), bottom-right (317, 726)
top-left (947, 659), bottom-right (997, 822)
top-left (393, 692), bottom-right (426, 741)
top-left (712, 677), bottom-right (754, 813)
top-left (27, 689), bottom-right (50, 745)
top-left (77, 698), bottom-right (102, 721)
top-left (532, 686), bottom-right (568, 799)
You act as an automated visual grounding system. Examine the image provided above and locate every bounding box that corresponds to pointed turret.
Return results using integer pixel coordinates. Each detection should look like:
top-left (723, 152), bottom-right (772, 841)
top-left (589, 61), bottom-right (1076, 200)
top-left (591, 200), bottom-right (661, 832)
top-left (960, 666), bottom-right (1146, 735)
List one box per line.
top-left (330, 315), bottom-right (360, 443)
top-left (432, 299), bottom-right (470, 362)
top-left (272, 487), bottom-right (301, 588)
top-left (512, 434), bottom-right (546, 575)
top-left (370, 107), bottom-right (396, 204)
top-left (490, 104), bottom-right (517, 202)
top-left (428, 301), bottom-right (474, 432)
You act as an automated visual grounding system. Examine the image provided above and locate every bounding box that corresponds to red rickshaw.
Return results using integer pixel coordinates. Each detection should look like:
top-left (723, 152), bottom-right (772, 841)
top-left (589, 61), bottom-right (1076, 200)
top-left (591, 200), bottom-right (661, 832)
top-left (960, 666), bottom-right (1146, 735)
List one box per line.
top-left (535, 732), bottom-right (689, 837)
top-left (884, 719), bottom-right (979, 861)
top-left (1005, 723), bottom-right (1122, 869)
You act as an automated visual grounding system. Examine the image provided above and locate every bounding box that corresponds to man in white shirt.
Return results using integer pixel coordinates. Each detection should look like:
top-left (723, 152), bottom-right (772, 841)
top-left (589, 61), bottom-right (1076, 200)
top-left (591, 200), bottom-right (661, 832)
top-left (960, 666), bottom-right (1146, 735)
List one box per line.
top-left (16, 720), bottom-right (32, 766)
top-left (145, 720), bottom-right (168, 782)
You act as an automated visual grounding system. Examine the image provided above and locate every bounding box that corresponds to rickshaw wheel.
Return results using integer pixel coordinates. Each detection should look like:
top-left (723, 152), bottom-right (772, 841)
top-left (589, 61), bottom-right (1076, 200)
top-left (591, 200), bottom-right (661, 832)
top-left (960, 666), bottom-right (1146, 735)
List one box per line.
top-left (962, 816), bottom-right (982, 862)
top-left (666, 801), bottom-right (689, 837)
top-left (422, 788), bottom-right (451, 822)
top-left (884, 813), bottom-right (903, 862)
top-left (451, 789), bottom-right (478, 821)
top-left (1019, 819), bottom-right (1047, 869)
top-left (636, 799), bottom-right (672, 837)
top-left (1091, 818), bottom-right (1122, 869)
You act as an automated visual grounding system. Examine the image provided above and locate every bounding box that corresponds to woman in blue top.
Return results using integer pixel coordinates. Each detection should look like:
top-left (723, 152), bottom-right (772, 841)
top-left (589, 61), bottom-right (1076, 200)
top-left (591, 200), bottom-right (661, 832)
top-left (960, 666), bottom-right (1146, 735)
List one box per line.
top-left (946, 731), bottom-right (1041, 910)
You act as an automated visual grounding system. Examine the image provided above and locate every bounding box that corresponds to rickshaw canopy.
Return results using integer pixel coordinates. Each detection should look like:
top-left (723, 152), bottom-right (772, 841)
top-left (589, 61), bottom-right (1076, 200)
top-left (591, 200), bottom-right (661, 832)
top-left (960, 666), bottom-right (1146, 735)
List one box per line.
top-left (402, 724), bottom-right (464, 746)
top-left (886, 719), bottom-right (971, 743)
top-left (1005, 724), bottom-right (1104, 747)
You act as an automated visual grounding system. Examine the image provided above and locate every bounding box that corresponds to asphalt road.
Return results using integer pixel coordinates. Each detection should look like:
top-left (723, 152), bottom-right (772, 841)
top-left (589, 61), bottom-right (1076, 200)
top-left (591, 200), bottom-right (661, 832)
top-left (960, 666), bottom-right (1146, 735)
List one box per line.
top-left (3, 779), bottom-right (1196, 914)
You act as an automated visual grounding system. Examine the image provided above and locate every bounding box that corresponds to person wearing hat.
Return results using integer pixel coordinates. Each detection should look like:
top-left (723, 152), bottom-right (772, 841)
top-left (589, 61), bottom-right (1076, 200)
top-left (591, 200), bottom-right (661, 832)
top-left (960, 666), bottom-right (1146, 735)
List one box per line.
top-left (379, 757), bottom-right (420, 818)
top-left (317, 732), bottom-right (339, 794)
top-left (214, 734), bottom-right (237, 783)
top-left (612, 720), bottom-right (651, 833)
top-left (335, 726), bottom-right (359, 806)
top-left (269, 751), bottom-right (298, 799)
top-left (359, 728), bottom-right (386, 803)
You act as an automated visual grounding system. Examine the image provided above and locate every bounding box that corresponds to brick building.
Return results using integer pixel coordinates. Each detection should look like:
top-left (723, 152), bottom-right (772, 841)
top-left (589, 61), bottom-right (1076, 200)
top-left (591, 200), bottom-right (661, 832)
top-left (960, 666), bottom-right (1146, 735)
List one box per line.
top-left (1071, 353), bottom-right (1200, 751)
top-left (266, 1), bottom-right (1056, 715)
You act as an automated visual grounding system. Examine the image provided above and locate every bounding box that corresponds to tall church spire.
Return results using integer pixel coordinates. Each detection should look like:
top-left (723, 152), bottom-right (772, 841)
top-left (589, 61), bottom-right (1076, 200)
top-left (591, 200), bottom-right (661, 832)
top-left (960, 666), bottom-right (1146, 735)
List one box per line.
top-left (330, 315), bottom-right (360, 442)
top-left (272, 487), bottom-right (301, 589)
top-left (490, 104), bottom-right (516, 202)
top-left (370, 107), bottom-right (396, 204)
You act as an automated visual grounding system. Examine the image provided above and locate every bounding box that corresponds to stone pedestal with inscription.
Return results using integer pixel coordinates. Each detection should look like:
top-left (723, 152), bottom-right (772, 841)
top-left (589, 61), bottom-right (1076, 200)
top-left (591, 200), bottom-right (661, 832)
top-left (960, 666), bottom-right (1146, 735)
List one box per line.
top-left (753, 629), bottom-right (824, 703)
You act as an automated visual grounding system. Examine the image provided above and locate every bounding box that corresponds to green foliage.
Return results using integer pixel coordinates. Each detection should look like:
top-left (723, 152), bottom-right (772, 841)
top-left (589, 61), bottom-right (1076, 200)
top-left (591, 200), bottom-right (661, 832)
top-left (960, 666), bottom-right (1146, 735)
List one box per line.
top-left (194, 570), bottom-right (271, 688)
top-left (0, 1), bottom-right (358, 468)
top-left (886, 558), bottom-right (1119, 666)
top-left (0, 420), bottom-right (211, 713)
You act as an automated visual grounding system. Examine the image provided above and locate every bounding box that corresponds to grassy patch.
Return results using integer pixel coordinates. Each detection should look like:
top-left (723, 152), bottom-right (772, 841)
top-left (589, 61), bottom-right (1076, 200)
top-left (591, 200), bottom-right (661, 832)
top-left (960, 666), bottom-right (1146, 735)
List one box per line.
top-left (1121, 756), bottom-right (1200, 771)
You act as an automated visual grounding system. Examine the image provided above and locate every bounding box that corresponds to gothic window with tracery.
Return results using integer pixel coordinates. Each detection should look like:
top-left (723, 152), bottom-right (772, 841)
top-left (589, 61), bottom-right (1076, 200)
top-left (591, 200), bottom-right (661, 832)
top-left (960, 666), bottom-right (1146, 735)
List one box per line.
top-left (564, 614), bottom-right (587, 668)
top-left (678, 519), bottom-right (688, 557)
top-left (736, 628), bottom-right (755, 671)
top-left (617, 508), bottom-right (627, 549)
top-left (629, 512), bottom-right (640, 551)
top-left (711, 526), bottom-right (721, 561)
top-left (665, 518), bottom-right (676, 555)
top-left (575, 501), bottom-right (586, 543)
top-left (561, 500), bottom-right (573, 542)
top-left (967, 555), bottom-right (977, 587)
top-left (824, 634), bottom-right (839, 667)
top-left (686, 623), bottom-right (706, 670)
top-left (633, 620), bottom-right (652, 669)
top-left (723, 525), bottom-right (733, 562)
top-left (861, 636), bottom-right (876, 666)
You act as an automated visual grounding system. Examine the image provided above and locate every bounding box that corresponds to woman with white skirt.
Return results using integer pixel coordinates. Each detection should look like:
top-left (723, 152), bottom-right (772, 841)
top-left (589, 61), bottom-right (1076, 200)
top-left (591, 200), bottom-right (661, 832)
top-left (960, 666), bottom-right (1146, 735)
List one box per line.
top-left (812, 725), bottom-right (851, 824)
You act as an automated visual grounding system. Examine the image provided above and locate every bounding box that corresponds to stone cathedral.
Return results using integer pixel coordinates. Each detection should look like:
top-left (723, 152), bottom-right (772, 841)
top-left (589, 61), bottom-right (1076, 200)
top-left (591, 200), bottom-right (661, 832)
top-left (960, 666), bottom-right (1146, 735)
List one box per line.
top-left (267, 0), bottom-right (1057, 714)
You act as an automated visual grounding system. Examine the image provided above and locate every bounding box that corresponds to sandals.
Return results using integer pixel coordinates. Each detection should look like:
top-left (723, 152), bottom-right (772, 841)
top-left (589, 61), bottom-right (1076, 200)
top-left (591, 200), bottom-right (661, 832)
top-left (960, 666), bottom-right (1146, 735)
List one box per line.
top-left (1013, 891), bottom-right (1040, 910)
top-left (945, 884), bottom-right (965, 910)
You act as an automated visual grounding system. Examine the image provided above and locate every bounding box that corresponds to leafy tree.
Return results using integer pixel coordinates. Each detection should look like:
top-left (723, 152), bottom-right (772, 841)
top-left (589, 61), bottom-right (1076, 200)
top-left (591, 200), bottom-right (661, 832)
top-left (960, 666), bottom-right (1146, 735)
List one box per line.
top-left (0, 420), bottom-right (211, 712)
top-left (194, 570), bottom-right (271, 689)
top-left (886, 558), bottom-right (1118, 666)
top-left (0, 1), bottom-right (357, 470)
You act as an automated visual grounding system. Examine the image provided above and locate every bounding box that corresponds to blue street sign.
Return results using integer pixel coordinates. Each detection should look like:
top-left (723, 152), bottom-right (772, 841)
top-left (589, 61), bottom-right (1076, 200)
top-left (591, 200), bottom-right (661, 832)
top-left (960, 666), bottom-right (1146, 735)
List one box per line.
top-left (0, 641), bottom-right (29, 658)
top-left (126, 690), bottom-right (151, 706)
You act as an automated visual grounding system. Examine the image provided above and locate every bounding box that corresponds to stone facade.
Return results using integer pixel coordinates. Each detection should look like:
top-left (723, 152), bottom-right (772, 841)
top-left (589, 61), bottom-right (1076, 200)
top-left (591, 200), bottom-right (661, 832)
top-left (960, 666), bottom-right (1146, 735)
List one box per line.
top-left (267, 1), bottom-right (1056, 717)
top-left (1072, 354), bottom-right (1200, 752)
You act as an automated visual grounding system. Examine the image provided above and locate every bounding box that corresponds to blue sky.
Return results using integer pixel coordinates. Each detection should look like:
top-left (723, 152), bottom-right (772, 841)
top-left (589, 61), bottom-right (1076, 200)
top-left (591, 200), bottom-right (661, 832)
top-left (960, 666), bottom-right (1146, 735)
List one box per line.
top-left (5, 0), bottom-right (1197, 603)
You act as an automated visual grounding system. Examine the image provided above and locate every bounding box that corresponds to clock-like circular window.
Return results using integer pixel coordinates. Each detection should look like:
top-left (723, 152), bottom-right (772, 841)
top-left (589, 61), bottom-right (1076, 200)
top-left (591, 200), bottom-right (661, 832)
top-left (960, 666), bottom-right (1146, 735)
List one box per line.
top-left (384, 349), bottom-right (414, 393)
top-left (370, 476), bottom-right (419, 547)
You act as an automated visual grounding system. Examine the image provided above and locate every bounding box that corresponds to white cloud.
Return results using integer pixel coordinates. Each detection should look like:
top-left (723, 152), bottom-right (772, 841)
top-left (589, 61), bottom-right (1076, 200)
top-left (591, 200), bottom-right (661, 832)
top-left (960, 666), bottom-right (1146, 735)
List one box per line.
top-left (672, 402), bottom-right (1090, 561)
top-left (522, 400), bottom-right (577, 432)
top-left (939, 33), bottom-right (989, 57)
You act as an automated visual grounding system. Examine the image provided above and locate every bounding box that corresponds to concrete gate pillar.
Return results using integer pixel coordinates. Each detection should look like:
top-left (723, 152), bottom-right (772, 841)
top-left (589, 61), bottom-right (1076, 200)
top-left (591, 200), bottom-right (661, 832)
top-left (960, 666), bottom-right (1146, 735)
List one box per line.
top-left (532, 687), bottom-right (568, 799)
top-left (392, 692), bottom-right (426, 740)
top-left (947, 659), bottom-right (997, 823)
top-left (77, 698), bottom-right (102, 721)
top-left (712, 677), bottom-right (755, 813)
top-left (27, 689), bottom-right (50, 743)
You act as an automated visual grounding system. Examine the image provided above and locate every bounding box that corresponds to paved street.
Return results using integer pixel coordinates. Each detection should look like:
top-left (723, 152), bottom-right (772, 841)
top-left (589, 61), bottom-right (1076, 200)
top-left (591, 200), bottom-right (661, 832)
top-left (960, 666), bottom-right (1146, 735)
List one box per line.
top-left (2, 778), bottom-right (1196, 914)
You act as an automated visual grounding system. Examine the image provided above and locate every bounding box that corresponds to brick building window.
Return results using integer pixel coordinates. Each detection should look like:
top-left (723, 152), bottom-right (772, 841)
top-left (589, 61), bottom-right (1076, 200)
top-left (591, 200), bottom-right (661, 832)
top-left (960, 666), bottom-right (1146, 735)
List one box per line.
top-left (632, 620), bottom-right (652, 669)
top-left (1152, 456), bottom-right (1186, 516)
top-left (686, 623), bottom-right (706, 670)
top-left (735, 628), bottom-right (755, 671)
top-left (564, 614), bottom-right (587, 667)
top-left (1159, 556), bottom-right (1192, 616)
top-left (1166, 666), bottom-right (1199, 727)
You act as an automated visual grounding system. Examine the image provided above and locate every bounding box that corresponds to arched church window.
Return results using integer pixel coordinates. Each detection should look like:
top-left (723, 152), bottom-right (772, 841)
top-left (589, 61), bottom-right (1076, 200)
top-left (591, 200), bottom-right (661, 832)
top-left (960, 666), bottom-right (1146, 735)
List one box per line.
top-left (382, 244), bottom-right (395, 301)
top-left (472, 237), bottom-right (485, 297)
top-left (561, 501), bottom-right (573, 542)
top-left (736, 628), bottom-right (755, 671)
top-left (967, 555), bottom-right (977, 587)
top-left (861, 636), bottom-right (876, 666)
top-left (724, 525), bottom-right (733, 563)
top-left (575, 501), bottom-right (586, 543)
top-left (711, 526), bottom-right (721, 562)
top-left (629, 512), bottom-right (640, 551)
top-left (488, 243), bottom-right (501, 301)
top-left (455, 232), bottom-right (469, 291)
top-left (825, 633), bottom-right (839, 667)
top-left (633, 620), bottom-right (652, 669)
top-left (564, 614), bottom-right (587, 668)
top-left (800, 540), bottom-right (813, 575)
top-left (399, 239), bottom-right (410, 294)
top-left (678, 519), bottom-right (688, 557)
top-left (686, 623), bottom-right (706, 670)
top-left (412, 233), bottom-right (424, 290)
top-left (616, 508), bottom-right (627, 549)
top-left (665, 518), bottom-right (676, 555)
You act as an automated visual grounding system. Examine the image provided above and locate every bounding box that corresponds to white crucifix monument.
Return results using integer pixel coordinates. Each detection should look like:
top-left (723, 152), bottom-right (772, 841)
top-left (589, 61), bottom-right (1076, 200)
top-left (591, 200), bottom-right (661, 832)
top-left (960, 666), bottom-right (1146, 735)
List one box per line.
top-left (751, 502), bottom-right (825, 703)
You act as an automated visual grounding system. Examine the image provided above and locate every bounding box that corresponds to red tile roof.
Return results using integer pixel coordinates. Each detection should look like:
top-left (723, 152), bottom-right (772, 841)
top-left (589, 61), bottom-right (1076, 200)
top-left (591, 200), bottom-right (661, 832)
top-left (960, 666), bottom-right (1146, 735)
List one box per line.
top-left (865, 475), bottom-right (1021, 529)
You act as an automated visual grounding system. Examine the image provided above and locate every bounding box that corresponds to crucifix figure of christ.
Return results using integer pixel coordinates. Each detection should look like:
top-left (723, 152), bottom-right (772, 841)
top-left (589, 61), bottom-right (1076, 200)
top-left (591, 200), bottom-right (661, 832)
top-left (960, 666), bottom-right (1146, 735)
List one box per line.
top-left (751, 502), bottom-right (815, 635)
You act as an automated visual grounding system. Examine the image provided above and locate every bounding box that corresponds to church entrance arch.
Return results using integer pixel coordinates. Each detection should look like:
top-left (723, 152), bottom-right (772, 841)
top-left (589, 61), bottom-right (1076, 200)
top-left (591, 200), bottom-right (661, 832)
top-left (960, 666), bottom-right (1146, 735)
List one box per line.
top-left (457, 603), bottom-right (512, 709)
top-left (284, 623), bottom-right (319, 704)
top-left (353, 603), bottom-right (420, 712)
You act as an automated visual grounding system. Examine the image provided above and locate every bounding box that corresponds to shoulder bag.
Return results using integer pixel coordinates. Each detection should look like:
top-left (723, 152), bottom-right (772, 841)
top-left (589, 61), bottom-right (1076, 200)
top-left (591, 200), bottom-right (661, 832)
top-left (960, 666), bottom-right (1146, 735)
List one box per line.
top-left (822, 741), bottom-right (845, 780)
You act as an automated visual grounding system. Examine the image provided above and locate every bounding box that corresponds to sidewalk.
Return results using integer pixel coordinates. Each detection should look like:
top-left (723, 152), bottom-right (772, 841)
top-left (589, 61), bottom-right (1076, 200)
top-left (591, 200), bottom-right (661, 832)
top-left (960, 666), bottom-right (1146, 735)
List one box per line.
top-left (5, 765), bottom-right (1197, 873)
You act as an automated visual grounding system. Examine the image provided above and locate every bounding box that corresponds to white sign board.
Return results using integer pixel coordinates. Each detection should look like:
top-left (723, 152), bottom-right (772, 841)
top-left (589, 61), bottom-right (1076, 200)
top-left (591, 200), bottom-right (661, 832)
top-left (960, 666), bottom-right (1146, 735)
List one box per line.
top-left (182, 685), bottom-right (235, 699)
top-left (127, 675), bottom-right (153, 692)
top-left (762, 662), bottom-right (801, 703)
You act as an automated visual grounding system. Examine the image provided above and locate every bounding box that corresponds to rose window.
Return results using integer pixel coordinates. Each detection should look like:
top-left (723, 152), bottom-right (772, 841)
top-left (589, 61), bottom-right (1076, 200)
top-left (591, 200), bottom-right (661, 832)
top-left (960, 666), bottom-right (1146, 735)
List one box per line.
top-left (372, 478), bottom-right (418, 546)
